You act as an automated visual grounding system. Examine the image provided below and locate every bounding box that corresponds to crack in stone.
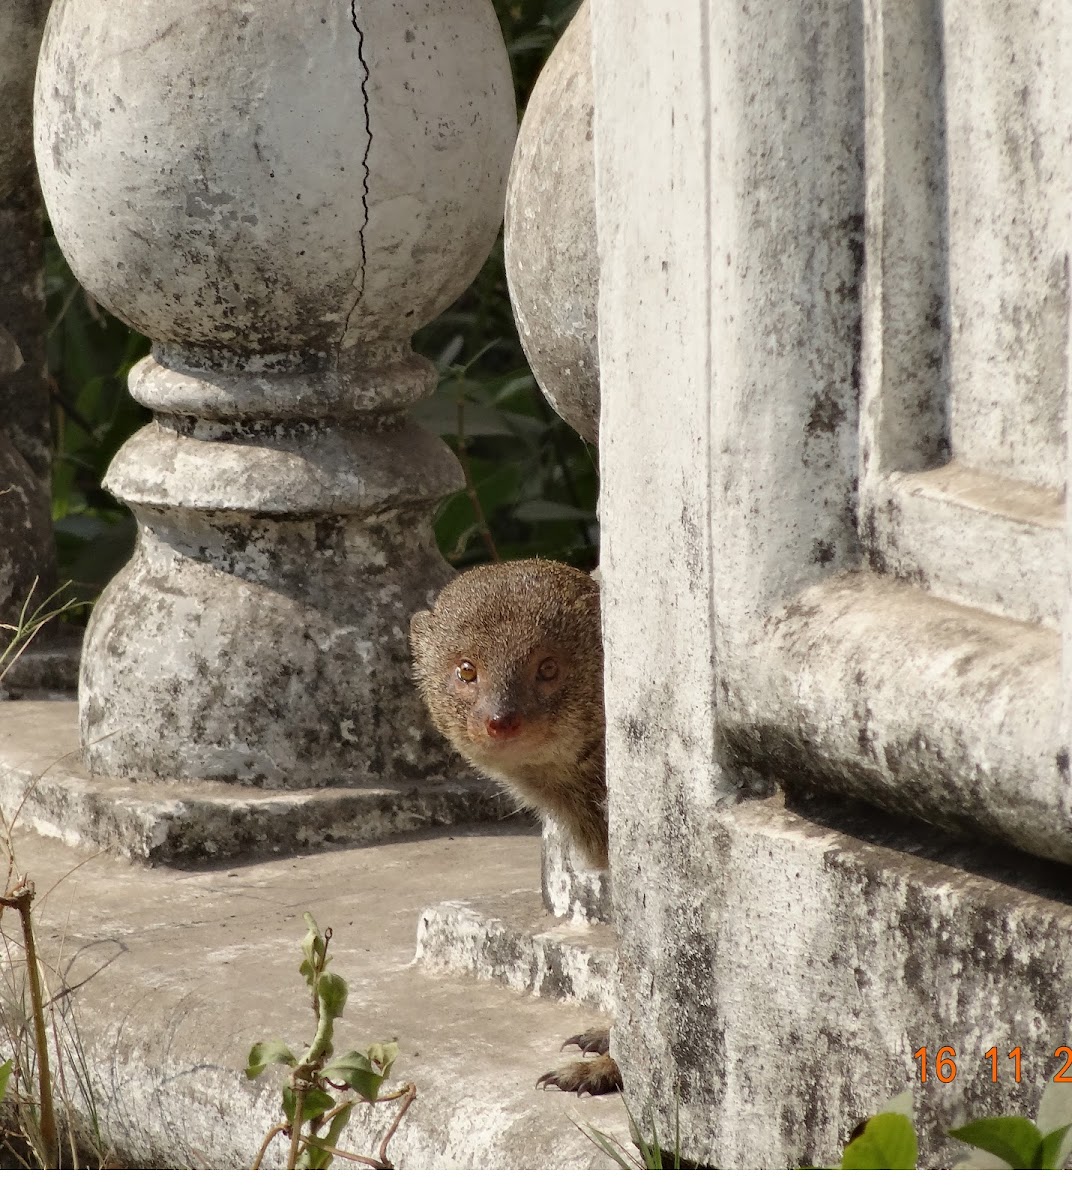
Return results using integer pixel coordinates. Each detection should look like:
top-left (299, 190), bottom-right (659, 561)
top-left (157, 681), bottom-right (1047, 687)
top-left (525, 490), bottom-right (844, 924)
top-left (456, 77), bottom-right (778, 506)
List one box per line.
top-left (341, 0), bottom-right (372, 356)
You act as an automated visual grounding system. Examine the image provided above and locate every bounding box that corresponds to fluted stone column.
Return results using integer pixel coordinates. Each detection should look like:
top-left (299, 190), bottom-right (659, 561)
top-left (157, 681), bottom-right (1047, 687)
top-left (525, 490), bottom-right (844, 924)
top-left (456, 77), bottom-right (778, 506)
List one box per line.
top-left (0, 0), bottom-right (54, 628)
top-left (34, 2), bottom-right (516, 786)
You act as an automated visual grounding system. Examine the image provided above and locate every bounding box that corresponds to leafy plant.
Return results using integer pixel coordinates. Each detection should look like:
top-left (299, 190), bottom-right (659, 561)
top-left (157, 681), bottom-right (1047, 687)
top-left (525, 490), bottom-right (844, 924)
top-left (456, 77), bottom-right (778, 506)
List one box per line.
top-left (578, 1093), bottom-right (695, 1170)
top-left (837, 1092), bottom-right (918, 1170)
top-left (247, 913), bottom-right (414, 1170)
top-left (950, 1080), bottom-right (1072, 1170)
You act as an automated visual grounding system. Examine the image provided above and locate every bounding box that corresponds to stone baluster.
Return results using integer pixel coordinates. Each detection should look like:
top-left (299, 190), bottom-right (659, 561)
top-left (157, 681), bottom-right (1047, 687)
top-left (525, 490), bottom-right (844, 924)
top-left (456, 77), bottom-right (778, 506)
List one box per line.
top-left (34, 1), bottom-right (516, 787)
top-left (503, 2), bottom-right (610, 923)
top-left (0, 0), bottom-right (55, 630)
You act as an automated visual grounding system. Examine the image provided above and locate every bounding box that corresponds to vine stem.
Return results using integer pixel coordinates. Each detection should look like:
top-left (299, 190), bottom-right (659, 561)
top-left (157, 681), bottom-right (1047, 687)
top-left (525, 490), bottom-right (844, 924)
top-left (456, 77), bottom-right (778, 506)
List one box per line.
top-left (0, 879), bottom-right (58, 1169)
top-left (286, 1083), bottom-right (307, 1170)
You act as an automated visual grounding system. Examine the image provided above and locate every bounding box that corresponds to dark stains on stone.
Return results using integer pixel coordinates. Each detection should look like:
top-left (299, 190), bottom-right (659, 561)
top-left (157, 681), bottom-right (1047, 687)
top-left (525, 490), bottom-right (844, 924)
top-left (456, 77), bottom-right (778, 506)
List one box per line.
top-left (804, 390), bottom-right (845, 439)
top-left (1057, 748), bottom-right (1069, 785)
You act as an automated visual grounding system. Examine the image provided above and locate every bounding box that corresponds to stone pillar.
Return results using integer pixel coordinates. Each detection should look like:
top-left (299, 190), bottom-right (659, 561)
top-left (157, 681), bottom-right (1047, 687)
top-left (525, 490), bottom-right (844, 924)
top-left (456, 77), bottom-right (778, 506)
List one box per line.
top-left (0, 0), bottom-right (55, 628)
top-left (33, 1), bottom-right (516, 786)
top-left (593, 0), bottom-right (1072, 1169)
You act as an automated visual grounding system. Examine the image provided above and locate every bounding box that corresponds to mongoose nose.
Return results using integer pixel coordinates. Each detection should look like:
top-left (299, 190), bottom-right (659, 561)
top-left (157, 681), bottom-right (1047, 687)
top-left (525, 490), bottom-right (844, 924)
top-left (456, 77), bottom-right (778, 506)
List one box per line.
top-left (485, 712), bottom-right (522, 739)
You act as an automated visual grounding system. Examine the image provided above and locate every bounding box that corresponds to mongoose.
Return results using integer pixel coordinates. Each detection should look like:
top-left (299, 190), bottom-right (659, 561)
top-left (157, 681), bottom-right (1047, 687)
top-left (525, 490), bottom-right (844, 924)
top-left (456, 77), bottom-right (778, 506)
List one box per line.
top-left (410, 558), bottom-right (621, 1096)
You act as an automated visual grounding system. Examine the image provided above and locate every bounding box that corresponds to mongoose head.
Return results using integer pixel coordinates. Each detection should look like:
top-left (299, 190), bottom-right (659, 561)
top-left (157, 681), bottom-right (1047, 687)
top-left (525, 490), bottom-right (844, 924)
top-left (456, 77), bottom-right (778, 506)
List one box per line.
top-left (409, 559), bottom-right (603, 780)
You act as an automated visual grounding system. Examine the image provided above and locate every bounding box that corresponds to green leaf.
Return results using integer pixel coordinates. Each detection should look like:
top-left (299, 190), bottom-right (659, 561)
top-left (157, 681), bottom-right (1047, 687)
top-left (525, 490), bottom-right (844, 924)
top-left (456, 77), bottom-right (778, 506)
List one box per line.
top-left (949, 1116), bottom-right (1042, 1170)
top-left (298, 1104), bottom-right (354, 1171)
top-left (298, 1086), bottom-right (336, 1124)
top-left (299, 912), bottom-right (327, 985)
top-left (317, 972), bottom-right (348, 1020)
top-left (322, 1049), bottom-right (388, 1102)
top-left (841, 1112), bottom-right (918, 1170)
top-left (0, 1059), bottom-right (12, 1104)
top-left (952, 1148), bottom-right (1013, 1170)
top-left (514, 499), bottom-right (597, 523)
top-left (282, 1083), bottom-right (335, 1129)
top-left (366, 1041), bottom-right (399, 1076)
top-left (1037, 1123), bottom-right (1072, 1170)
top-left (245, 1040), bottom-right (296, 1079)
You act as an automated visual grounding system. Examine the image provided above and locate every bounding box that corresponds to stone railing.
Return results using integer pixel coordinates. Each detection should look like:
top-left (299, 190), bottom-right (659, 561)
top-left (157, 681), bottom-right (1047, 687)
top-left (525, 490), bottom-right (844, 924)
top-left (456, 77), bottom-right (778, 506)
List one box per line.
top-left (8, 0), bottom-right (1072, 1172)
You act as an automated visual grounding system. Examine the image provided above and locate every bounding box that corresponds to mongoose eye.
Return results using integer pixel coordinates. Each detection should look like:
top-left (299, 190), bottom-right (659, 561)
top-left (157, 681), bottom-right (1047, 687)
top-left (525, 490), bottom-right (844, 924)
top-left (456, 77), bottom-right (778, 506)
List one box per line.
top-left (536, 657), bottom-right (559, 682)
top-left (456, 661), bottom-right (478, 684)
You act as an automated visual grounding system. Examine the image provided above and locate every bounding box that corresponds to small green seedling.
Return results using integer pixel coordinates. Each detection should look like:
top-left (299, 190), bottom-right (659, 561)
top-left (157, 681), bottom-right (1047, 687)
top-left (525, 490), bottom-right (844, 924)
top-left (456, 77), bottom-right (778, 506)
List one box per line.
top-left (246, 913), bottom-right (414, 1170)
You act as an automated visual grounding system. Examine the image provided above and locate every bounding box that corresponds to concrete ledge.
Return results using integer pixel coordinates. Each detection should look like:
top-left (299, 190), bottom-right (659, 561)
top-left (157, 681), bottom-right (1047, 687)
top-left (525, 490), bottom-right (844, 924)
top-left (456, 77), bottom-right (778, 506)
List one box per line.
top-left (1, 826), bottom-right (628, 1168)
top-left (614, 788), bottom-right (1072, 1168)
top-left (416, 892), bottom-right (617, 1014)
top-left (0, 700), bottom-right (511, 862)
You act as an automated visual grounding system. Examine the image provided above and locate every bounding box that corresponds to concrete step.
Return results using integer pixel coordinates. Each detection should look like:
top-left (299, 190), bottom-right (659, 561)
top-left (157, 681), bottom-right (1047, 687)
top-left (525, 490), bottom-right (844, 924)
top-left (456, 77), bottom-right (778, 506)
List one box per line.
top-left (0, 824), bottom-right (628, 1168)
top-left (416, 891), bottom-right (616, 1015)
top-left (0, 700), bottom-right (508, 862)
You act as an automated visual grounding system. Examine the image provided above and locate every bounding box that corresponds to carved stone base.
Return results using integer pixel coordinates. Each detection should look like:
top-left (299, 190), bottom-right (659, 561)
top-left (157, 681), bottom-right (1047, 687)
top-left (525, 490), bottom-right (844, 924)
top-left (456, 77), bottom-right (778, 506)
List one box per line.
top-left (0, 700), bottom-right (508, 861)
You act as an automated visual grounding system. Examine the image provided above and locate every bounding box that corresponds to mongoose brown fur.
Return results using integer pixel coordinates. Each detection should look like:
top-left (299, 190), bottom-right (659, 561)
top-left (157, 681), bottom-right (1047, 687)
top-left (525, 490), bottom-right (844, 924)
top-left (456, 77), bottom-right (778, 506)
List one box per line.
top-left (410, 559), bottom-right (607, 869)
top-left (410, 558), bottom-right (620, 1094)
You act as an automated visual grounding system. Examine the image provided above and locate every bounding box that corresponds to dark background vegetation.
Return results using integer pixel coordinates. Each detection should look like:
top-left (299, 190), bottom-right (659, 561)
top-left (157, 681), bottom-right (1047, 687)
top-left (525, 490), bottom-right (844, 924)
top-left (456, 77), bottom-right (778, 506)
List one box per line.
top-left (45, 0), bottom-right (595, 613)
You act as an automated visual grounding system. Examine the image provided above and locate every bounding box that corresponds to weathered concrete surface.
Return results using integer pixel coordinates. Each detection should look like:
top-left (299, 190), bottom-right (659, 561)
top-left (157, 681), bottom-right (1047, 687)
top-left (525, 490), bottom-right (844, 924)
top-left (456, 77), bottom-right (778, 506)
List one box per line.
top-left (0, 627), bottom-right (81, 699)
top-left (504, 1), bottom-right (599, 445)
top-left (1, 825), bottom-right (627, 1168)
top-left (858, 0), bottom-right (1070, 640)
top-left (944, 1), bottom-right (1068, 492)
top-left (416, 890), bottom-right (616, 1014)
top-left (866, 464), bottom-right (1063, 630)
top-left (541, 819), bottom-right (611, 923)
top-left (725, 572), bottom-right (1071, 865)
top-left (615, 789), bottom-right (1072, 1169)
top-left (78, 421), bottom-right (467, 786)
top-left (33, 0), bottom-right (517, 788)
top-left (591, 0), bottom-right (1072, 1170)
top-left (0, 701), bottom-right (512, 861)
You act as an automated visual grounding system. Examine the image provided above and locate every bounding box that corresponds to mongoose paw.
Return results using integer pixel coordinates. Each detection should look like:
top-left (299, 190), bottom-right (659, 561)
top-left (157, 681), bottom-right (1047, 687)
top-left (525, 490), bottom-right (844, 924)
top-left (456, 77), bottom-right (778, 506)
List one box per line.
top-left (561, 1026), bottom-right (611, 1056)
top-left (537, 1052), bottom-right (622, 1096)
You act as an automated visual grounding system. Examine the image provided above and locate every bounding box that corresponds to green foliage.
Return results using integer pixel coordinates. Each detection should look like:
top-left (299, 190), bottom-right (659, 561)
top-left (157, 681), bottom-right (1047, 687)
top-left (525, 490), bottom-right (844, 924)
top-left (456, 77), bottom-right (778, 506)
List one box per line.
top-left (248, 913), bottom-right (410, 1170)
top-left (950, 1080), bottom-right (1072, 1170)
top-left (45, 0), bottom-right (597, 622)
top-left (0, 1059), bottom-right (11, 1105)
top-left (840, 1114), bottom-right (918, 1170)
top-left (831, 1082), bottom-right (1072, 1172)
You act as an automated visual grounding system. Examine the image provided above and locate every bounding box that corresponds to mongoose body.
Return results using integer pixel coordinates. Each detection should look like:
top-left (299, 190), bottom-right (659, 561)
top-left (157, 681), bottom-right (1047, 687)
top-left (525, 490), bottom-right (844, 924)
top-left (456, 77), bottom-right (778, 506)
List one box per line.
top-left (410, 559), bottom-right (620, 1095)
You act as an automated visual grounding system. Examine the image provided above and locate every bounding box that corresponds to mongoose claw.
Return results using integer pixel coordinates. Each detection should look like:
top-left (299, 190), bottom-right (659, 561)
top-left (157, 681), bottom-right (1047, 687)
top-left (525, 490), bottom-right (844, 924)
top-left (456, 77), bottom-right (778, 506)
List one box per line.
top-left (536, 1053), bottom-right (622, 1096)
top-left (561, 1026), bottom-right (611, 1056)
